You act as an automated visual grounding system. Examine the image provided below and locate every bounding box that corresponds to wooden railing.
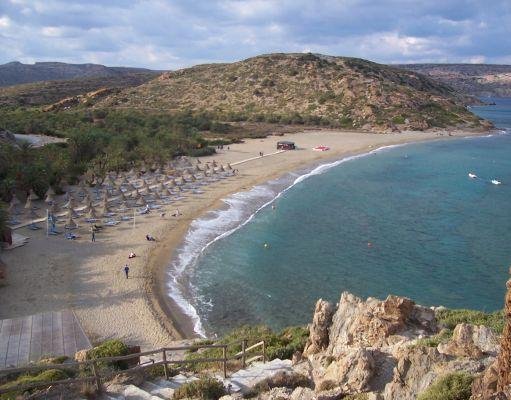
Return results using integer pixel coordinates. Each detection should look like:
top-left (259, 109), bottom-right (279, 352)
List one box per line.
top-left (0, 339), bottom-right (267, 395)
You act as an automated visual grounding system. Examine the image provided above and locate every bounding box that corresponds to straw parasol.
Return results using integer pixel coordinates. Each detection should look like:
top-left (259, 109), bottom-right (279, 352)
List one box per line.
top-left (65, 210), bottom-right (77, 229)
top-left (64, 195), bottom-right (76, 209)
top-left (24, 196), bottom-right (32, 211)
top-left (86, 206), bottom-right (98, 220)
top-left (45, 187), bottom-right (55, 197)
top-left (28, 189), bottom-right (40, 201)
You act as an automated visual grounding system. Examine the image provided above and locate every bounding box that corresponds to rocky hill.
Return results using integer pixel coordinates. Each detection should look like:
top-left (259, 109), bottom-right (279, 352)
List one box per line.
top-left (0, 61), bottom-right (159, 87)
top-left (396, 64), bottom-right (511, 97)
top-left (97, 53), bottom-right (487, 132)
top-left (0, 72), bottom-right (159, 108)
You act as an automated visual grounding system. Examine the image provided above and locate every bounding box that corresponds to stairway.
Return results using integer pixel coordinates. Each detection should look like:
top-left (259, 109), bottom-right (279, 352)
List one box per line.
top-left (99, 359), bottom-right (293, 399)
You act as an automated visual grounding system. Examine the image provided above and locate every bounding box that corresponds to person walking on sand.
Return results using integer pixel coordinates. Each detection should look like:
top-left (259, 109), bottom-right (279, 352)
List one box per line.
top-left (91, 226), bottom-right (95, 242)
top-left (124, 264), bottom-right (130, 279)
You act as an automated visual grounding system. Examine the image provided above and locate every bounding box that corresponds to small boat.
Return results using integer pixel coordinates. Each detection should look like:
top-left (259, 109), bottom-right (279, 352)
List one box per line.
top-left (468, 173), bottom-right (477, 179)
top-left (491, 179), bottom-right (502, 185)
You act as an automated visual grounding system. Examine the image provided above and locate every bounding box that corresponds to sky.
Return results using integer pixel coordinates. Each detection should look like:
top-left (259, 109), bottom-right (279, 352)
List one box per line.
top-left (0, 0), bottom-right (510, 69)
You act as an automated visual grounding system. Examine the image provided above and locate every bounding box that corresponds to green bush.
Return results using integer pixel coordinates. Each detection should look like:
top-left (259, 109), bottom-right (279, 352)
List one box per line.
top-left (0, 369), bottom-right (69, 399)
top-left (173, 376), bottom-right (225, 400)
top-left (418, 373), bottom-right (473, 400)
top-left (414, 329), bottom-right (453, 348)
top-left (184, 325), bottom-right (308, 373)
top-left (87, 339), bottom-right (130, 370)
top-left (253, 371), bottom-right (311, 393)
top-left (392, 115), bottom-right (406, 124)
top-left (437, 309), bottom-right (504, 334)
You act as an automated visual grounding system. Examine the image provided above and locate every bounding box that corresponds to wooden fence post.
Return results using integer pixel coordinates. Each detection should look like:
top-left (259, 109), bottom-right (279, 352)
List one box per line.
top-left (162, 349), bottom-right (169, 380)
top-left (262, 340), bottom-right (266, 363)
top-left (91, 361), bottom-right (101, 392)
top-left (241, 339), bottom-right (247, 369)
top-left (222, 345), bottom-right (227, 379)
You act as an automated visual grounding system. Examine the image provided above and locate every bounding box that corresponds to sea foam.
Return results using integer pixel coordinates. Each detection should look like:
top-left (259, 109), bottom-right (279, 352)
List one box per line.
top-left (165, 143), bottom-right (410, 336)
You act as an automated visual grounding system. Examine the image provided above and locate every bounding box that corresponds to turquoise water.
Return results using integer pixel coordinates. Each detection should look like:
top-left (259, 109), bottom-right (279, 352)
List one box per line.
top-left (168, 98), bottom-right (511, 336)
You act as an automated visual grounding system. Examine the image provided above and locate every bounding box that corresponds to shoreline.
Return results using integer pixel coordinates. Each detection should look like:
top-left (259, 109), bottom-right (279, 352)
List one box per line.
top-left (0, 127), bottom-right (496, 348)
top-left (146, 127), bottom-right (495, 340)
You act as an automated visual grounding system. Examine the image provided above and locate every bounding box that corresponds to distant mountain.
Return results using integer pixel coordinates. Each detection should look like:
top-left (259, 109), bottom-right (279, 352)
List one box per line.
top-left (0, 61), bottom-right (161, 87)
top-left (0, 73), bottom-right (160, 108)
top-left (96, 53), bottom-right (486, 132)
top-left (395, 64), bottom-right (511, 97)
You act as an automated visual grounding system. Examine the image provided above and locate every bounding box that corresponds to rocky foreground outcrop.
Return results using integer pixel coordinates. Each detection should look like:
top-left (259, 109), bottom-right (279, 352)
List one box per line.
top-left (472, 272), bottom-right (511, 400)
top-left (231, 289), bottom-right (507, 400)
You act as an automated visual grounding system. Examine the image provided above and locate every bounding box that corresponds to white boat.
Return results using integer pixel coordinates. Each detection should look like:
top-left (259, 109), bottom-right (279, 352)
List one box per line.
top-left (468, 173), bottom-right (477, 179)
top-left (491, 179), bottom-right (502, 185)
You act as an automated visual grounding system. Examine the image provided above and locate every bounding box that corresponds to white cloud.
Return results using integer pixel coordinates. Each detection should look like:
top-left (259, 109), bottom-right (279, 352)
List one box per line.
top-left (0, 0), bottom-right (509, 68)
top-left (0, 15), bottom-right (11, 28)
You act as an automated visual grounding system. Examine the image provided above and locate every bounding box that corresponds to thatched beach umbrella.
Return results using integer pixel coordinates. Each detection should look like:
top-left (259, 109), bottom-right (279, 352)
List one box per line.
top-left (64, 195), bottom-right (76, 209)
top-left (45, 192), bottom-right (54, 204)
top-left (45, 187), bottom-right (55, 197)
top-left (24, 196), bottom-right (32, 211)
top-left (99, 204), bottom-right (111, 217)
top-left (65, 210), bottom-right (77, 229)
top-left (28, 189), bottom-right (40, 201)
top-left (86, 206), bottom-right (98, 220)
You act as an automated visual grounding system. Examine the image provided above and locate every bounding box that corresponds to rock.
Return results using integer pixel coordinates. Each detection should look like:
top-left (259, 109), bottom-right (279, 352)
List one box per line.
top-left (303, 299), bottom-right (334, 356)
top-left (322, 348), bottom-right (374, 394)
top-left (327, 293), bottom-right (435, 355)
top-left (473, 273), bottom-right (511, 399)
top-left (472, 360), bottom-right (499, 399)
top-left (292, 351), bottom-right (303, 365)
top-left (383, 346), bottom-right (447, 400)
top-left (316, 387), bottom-right (344, 400)
top-left (438, 323), bottom-right (499, 359)
top-left (290, 387), bottom-right (316, 400)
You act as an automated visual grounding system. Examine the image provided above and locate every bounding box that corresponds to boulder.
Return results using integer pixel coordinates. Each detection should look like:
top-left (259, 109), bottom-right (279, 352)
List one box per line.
top-left (383, 346), bottom-right (447, 400)
top-left (321, 348), bottom-right (374, 394)
top-left (303, 299), bottom-right (334, 356)
top-left (327, 293), bottom-right (436, 355)
top-left (438, 323), bottom-right (499, 359)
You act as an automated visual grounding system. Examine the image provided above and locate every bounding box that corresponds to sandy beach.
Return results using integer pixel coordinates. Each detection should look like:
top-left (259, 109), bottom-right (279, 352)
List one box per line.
top-left (0, 127), bottom-right (489, 350)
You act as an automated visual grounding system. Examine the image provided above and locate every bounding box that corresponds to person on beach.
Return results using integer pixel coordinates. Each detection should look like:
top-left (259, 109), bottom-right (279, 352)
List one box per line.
top-left (91, 227), bottom-right (95, 242)
top-left (124, 264), bottom-right (130, 279)
top-left (146, 234), bottom-right (156, 241)
top-left (129, 252), bottom-right (136, 259)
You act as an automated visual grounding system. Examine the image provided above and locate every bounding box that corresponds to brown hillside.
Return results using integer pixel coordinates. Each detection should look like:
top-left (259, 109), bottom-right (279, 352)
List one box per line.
top-left (97, 53), bottom-right (487, 132)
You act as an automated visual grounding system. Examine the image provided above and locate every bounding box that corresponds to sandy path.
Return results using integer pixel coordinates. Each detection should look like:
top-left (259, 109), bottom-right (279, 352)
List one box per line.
top-left (0, 128), bottom-right (487, 349)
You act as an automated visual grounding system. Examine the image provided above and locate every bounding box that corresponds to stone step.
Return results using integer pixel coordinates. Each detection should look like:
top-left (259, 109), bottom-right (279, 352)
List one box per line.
top-left (141, 381), bottom-right (174, 399)
top-left (224, 358), bottom-right (293, 392)
top-left (122, 384), bottom-right (163, 400)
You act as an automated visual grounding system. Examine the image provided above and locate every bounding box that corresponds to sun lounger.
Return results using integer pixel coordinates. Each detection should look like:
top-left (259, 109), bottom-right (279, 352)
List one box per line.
top-left (65, 233), bottom-right (79, 240)
top-left (104, 220), bottom-right (120, 226)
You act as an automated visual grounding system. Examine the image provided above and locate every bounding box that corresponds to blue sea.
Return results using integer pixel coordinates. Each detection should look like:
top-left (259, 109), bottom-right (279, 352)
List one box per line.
top-left (167, 98), bottom-right (511, 337)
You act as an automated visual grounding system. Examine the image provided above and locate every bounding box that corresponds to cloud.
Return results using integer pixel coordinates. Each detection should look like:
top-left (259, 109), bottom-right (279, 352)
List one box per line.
top-left (0, 0), bottom-right (509, 68)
